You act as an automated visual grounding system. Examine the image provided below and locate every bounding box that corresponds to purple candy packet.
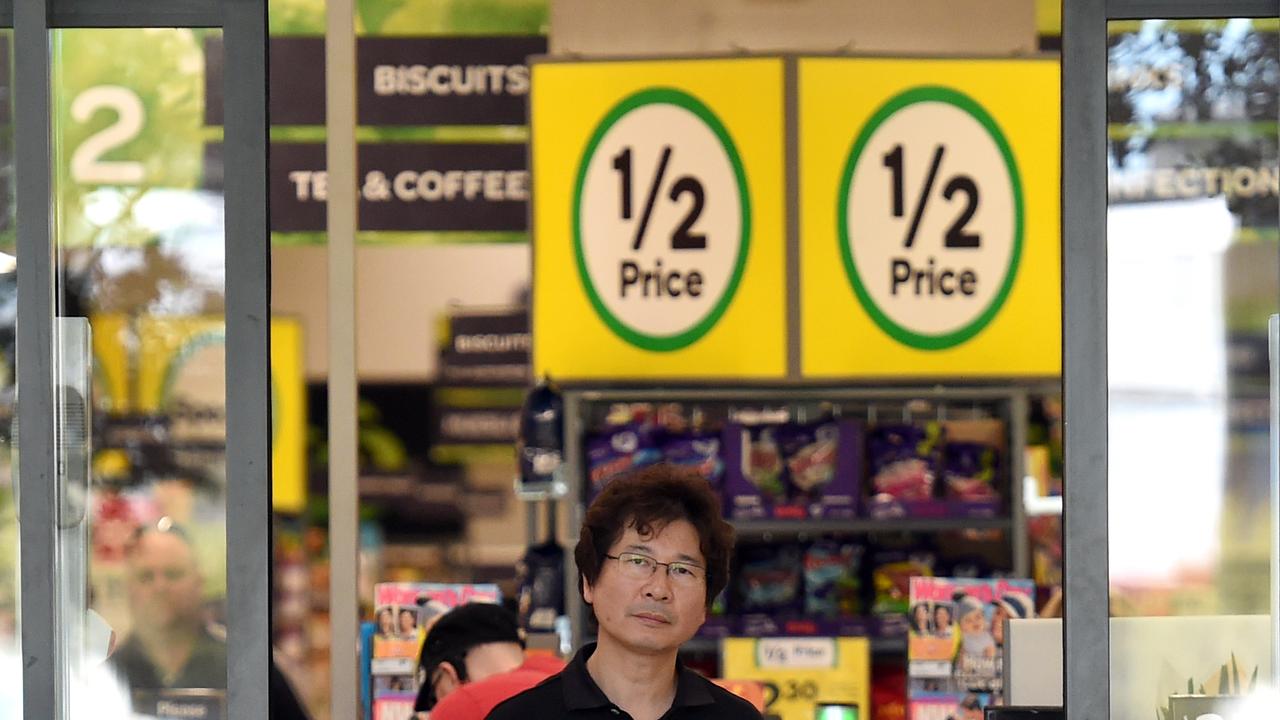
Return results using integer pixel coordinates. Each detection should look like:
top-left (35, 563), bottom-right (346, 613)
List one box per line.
top-left (803, 540), bottom-right (864, 617)
top-left (868, 423), bottom-right (943, 501)
top-left (585, 424), bottom-right (662, 498)
top-left (661, 431), bottom-right (725, 488)
top-left (735, 543), bottom-right (803, 614)
top-left (742, 424), bottom-right (787, 504)
top-left (943, 441), bottom-right (1000, 501)
top-left (778, 421), bottom-right (839, 503)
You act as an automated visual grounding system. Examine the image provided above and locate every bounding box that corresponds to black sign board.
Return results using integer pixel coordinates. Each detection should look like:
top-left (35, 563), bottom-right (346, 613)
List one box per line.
top-left (433, 406), bottom-right (520, 445)
top-left (205, 36), bottom-right (326, 127)
top-left (205, 35), bottom-right (545, 127)
top-left (438, 309), bottom-right (530, 386)
top-left (358, 36), bottom-right (545, 126)
top-left (205, 141), bottom-right (528, 232)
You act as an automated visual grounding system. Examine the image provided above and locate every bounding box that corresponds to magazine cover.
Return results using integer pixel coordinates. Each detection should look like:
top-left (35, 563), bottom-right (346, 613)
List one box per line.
top-left (907, 577), bottom-right (1034, 719)
top-left (370, 583), bottom-right (501, 720)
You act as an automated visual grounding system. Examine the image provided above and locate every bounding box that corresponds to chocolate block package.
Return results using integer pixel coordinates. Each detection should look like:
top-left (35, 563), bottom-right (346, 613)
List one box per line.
top-left (780, 419), bottom-right (862, 518)
top-left (722, 419), bottom-right (862, 519)
top-left (720, 423), bottom-right (787, 519)
top-left (661, 430), bottom-right (725, 488)
top-left (868, 423), bottom-right (943, 502)
top-left (584, 424), bottom-right (662, 499)
top-left (803, 539), bottom-right (864, 617)
top-left (735, 543), bottom-right (803, 614)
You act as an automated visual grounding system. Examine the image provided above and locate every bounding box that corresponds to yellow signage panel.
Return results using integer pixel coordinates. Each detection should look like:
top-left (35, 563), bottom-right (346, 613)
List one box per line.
top-left (799, 57), bottom-right (1060, 378)
top-left (722, 637), bottom-right (870, 720)
top-left (531, 58), bottom-right (787, 380)
top-left (270, 318), bottom-right (307, 514)
top-left (90, 313), bottom-right (132, 414)
top-left (135, 316), bottom-right (307, 513)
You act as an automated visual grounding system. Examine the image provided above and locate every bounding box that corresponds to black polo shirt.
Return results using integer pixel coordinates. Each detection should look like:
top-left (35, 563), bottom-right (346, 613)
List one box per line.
top-left (485, 643), bottom-right (760, 720)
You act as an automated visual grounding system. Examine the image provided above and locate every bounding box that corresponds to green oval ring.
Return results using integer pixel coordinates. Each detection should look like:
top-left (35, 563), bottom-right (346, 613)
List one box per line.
top-left (572, 87), bottom-right (752, 353)
top-left (837, 86), bottom-right (1024, 351)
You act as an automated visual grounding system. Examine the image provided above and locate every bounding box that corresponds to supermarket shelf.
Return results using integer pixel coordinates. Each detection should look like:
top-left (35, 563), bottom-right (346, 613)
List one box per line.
top-left (731, 517), bottom-right (1012, 539)
top-left (561, 388), bottom-right (1038, 652)
top-left (681, 635), bottom-right (908, 655)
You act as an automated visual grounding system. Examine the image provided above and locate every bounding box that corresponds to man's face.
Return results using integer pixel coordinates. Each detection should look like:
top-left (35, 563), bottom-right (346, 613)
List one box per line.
top-left (125, 531), bottom-right (204, 632)
top-left (584, 518), bottom-right (708, 657)
top-left (913, 605), bottom-right (929, 626)
top-left (935, 607), bottom-right (952, 629)
top-left (399, 611), bottom-right (417, 634)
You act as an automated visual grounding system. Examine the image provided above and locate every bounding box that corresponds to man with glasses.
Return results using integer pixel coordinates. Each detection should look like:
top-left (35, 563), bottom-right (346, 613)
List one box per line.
top-left (487, 465), bottom-right (760, 720)
top-left (412, 602), bottom-right (563, 719)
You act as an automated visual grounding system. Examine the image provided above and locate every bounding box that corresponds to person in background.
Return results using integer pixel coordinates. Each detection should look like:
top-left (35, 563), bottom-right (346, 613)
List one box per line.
top-left (399, 607), bottom-right (419, 637)
top-left (412, 602), bottom-right (563, 720)
top-left (487, 465), bottom-right (760, 720)
top-left (110, 522), bottom-right (224, 692)
top-left (933, 603), bottom-right (954, 637)
top-left (908, 601), bottom-right (932, 636)
top-left (377, 607), bottom-right (396, 637)
top-left (108, 520), bottom-right (311, 719)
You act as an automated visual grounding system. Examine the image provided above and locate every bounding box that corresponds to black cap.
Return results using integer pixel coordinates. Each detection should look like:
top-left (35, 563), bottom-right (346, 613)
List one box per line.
top-left (414, 602), bottom-right (522, 711)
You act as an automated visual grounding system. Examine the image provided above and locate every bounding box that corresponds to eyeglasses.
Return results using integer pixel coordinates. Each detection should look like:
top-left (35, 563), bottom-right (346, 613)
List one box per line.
top-left (605, 552), bottom-right (705, 586)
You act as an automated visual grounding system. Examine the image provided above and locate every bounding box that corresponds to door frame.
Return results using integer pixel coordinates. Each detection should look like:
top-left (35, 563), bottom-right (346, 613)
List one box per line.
top-left (10, 0), bottom-right (270, 717)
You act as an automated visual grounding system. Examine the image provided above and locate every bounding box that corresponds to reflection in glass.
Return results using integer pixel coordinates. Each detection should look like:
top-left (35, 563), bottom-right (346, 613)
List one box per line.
top-left (1107, 16), bottom-right (1277, 616)
top-left (52, 28), bottom-right (230, 719)
top-left (0, 26), bottom-right (17, 719)
top-left (1106, 16), bottom-right (1279, 719)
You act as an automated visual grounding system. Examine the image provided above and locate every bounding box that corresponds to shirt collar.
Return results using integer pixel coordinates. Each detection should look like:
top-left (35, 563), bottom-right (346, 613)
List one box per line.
top-left (562, 643), bottom-right (715, 712)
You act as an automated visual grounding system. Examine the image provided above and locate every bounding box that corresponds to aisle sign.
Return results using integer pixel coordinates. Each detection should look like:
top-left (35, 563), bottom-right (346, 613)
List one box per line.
top-left (799, 58), bottom-right (1060, 377)
top-left (531, 58), bottom-right (787, 380)
top-left (722, 637), bottom-right (870, 720)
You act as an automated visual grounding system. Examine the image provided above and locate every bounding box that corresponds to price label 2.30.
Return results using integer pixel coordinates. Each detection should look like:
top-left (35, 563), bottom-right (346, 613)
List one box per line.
top-left (839, 86), bottom-right (1024, 350)
top-left (574, 88), bottom-right (751, 352)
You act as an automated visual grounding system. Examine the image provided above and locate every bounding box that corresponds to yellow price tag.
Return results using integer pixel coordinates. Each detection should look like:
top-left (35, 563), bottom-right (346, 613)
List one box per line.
top-left (722, 637), bottom-right (870, 720)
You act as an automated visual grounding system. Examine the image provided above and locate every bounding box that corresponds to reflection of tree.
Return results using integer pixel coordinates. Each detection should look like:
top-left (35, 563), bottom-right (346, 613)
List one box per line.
top-left (1201, 138), bottom-right (1280, 229)
top-left (1109, 21), bottom-right (1280, 231)
top-left (73, 245), bottom-right (225, 316)
top-left (1108, 21), bottom-right (1279, 127)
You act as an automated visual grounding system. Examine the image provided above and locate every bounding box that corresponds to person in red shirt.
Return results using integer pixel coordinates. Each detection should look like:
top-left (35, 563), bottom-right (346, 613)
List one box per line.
top-left (413, 602), bottom-right (564, 720)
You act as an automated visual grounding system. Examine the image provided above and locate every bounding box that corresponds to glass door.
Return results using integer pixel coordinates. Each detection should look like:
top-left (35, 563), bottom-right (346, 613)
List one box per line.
top-left (1064, 2), bottom-right (1280, 719)
top-left (52, 26), bottom-right (231, 718)
top-left (1105, 15), bottom-right (1278, 720)
top-left (0, 23), bottom-right (17, 720)
top-left (11, 2), bottom-right (269, 719)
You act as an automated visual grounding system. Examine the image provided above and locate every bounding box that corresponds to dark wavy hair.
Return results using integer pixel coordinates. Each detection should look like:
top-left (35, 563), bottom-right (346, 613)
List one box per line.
top-left (575, 464), bottom-right (735, 608)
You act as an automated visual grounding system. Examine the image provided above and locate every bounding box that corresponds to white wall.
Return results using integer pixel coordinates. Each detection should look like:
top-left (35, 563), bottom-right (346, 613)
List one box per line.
top-left (550, 0), bottom-right (1037, 56)
top-left (272, 244), bottom-right (530, 381)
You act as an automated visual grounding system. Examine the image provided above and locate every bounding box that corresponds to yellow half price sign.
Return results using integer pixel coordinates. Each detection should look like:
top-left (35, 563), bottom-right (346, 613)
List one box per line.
top-left (531, 58), bottom-right (788, 380)
top-left (799, 57), bottom-right (1060, 378)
